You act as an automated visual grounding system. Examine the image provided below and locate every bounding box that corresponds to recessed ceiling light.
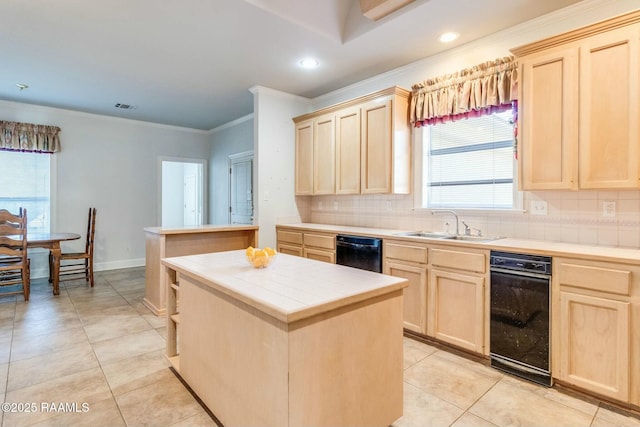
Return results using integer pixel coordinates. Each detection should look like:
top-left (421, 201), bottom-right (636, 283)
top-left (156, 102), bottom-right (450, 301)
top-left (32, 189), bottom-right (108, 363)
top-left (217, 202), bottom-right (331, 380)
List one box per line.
top-left (438, 32), bottom-right (460, 43)
top-left (298, 57), bottom-right (319, 69)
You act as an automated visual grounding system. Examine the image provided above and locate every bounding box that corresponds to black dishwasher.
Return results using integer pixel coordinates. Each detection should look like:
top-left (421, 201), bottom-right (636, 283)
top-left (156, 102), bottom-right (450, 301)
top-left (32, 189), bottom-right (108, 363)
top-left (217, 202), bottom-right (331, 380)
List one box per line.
top-left (490, 250), bottom-right (552, 386)
top-left (336, 235), bottom-right (382, 273)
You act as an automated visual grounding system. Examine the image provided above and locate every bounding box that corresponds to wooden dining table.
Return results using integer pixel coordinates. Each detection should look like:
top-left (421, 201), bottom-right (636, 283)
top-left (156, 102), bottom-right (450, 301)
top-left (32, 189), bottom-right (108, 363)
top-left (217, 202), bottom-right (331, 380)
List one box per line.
top-left (27, 232), bottom-right (81, 295)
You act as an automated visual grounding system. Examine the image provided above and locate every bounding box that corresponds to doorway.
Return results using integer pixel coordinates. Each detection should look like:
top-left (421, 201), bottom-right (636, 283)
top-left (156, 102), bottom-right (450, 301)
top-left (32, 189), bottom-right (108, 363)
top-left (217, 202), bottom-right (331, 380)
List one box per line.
top-left (229, 151), bottom-right (253, 224)
top-left (160, 158), bottom-right (206, 227)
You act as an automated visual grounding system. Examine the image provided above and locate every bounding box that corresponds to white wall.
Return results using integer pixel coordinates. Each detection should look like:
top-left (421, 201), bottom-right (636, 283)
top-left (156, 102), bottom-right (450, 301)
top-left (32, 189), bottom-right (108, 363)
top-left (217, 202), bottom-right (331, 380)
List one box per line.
top-left (0, 100), bottom-right (211, 277)
top-left (208, 115), bottom-right (254, 225)
top-left (250, 86), bottom-right (311, 248)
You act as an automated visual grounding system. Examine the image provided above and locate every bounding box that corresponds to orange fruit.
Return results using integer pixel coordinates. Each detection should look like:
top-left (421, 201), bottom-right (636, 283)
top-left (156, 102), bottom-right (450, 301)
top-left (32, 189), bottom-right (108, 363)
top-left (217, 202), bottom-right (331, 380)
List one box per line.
top-left (252, 249), bottom-right (267, 267)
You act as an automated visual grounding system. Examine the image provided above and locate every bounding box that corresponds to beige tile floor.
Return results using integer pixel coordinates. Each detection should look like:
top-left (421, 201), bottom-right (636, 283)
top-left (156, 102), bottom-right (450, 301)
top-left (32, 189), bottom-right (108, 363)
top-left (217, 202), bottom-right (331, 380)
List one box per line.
top-left (0, 267), bottom-right (638, 427)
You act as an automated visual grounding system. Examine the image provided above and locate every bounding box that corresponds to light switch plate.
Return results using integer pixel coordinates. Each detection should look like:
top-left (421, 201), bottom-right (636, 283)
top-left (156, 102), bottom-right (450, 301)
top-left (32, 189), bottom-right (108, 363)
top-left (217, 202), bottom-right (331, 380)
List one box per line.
top-left (530, 200), bottom-right (548, 216)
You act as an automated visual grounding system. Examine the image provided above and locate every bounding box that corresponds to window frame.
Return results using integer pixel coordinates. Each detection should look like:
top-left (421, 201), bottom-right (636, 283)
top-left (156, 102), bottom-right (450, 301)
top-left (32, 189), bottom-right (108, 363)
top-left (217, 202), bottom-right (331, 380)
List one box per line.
top-left (413, 121), bottom-right (524, 214)
top-left (0, 150), bottom-right (57, 232)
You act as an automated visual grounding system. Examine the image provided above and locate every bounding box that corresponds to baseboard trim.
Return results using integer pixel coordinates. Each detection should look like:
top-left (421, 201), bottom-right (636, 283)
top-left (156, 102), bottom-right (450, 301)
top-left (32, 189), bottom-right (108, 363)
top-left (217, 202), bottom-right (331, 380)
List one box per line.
top-left (30, 258), bottom-right (145, 279)
top-left (143, 297), bottom-right (166, 316)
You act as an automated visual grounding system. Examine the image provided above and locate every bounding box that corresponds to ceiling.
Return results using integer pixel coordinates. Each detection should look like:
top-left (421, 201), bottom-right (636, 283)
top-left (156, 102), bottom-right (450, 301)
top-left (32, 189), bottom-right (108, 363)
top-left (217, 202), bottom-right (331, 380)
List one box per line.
top-left (0, 0), bottom-right (581, 130)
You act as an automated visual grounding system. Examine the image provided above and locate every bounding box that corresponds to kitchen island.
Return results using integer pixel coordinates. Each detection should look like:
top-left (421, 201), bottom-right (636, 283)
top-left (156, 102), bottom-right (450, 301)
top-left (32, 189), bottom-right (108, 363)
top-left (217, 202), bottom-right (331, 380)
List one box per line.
top-left (162, 250), bottom-right (408, 427)
top-left (144, 224), bottom-right (258, 315)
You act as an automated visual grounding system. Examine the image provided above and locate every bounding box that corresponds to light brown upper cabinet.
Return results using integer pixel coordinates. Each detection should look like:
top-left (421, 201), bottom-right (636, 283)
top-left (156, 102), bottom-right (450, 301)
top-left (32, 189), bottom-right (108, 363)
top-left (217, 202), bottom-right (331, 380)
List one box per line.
top-left (512, 11), bottom-right (640, 190)
top-left (313, 114), bottom-right (336, 195)
top-left (579, 25), bottom-right (639, 189)
top-left (293, 86), bottom-right (411, 195)
top-left (335, 106), bottom-right (361, 194)
top-left (361, 97), bottom-right (393, 193)
top-left (518, 47), bottom-right (579, 190)
top-left (295, 120), bottom-right (314, 195)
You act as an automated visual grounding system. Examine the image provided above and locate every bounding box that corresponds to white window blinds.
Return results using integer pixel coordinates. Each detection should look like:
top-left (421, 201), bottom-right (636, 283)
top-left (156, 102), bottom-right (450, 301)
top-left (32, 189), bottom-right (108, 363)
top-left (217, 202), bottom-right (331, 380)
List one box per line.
top-left (0, 150), bottom-right (51, 232)
top-left (424, 109), bottom-right (515, 209)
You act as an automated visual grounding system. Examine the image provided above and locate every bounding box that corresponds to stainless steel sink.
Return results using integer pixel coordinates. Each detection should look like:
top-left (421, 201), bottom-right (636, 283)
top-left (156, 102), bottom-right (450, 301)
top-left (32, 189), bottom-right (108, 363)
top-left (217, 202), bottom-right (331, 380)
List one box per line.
top-left (393, 231), bottom-right (452, 239)
top-left (443, 235), bottom-right (503, 242)
top-left (393, 231), bottom-right (503, 243)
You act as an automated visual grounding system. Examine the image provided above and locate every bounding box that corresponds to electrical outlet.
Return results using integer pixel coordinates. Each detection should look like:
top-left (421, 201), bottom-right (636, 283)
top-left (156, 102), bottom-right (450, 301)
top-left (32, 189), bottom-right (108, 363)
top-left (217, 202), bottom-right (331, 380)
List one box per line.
top-left (386, 201), bottom-right (392, 211)
top-left (530, 200), bottom-right (548, 216)
top-left (603, 201), bottom-right (616, 218)
top-left (318, 201), bottom-right (323, 210)
top-left (333, 201), bottom-right (339, 211)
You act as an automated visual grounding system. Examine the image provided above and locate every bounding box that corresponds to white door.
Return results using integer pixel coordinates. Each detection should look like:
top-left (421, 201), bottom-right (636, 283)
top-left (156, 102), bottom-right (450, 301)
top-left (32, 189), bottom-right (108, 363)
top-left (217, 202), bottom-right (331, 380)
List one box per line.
top-left (161, 159), bottom-right (205, 227)
top-left (229, 153), bottom-right (253, 224)
top-left (183, 171), bottom-right (200, 226)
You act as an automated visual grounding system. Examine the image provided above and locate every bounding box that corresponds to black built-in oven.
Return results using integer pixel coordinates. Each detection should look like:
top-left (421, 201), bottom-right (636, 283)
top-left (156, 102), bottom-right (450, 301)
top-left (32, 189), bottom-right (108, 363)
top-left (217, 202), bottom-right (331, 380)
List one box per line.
top-left (490, 250), bottom-right (552, 387)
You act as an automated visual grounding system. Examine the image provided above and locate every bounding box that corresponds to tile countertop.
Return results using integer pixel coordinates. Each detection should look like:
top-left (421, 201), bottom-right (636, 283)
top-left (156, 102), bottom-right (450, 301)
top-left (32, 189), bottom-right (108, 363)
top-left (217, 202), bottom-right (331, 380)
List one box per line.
top-left (145, 224), bottom-right (258, 235)
top-left (161, 250), bottom-right (408, 324)
top-left (277, 223), bottom-right (640, 265)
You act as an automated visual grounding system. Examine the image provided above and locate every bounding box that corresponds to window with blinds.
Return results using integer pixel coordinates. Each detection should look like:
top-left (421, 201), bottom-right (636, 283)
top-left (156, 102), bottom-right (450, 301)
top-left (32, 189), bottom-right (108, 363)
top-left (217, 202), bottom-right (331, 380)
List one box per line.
top-left (423, 109), bottom-right (516, 209)
top-left (0, 150), bottom-right (51, 232)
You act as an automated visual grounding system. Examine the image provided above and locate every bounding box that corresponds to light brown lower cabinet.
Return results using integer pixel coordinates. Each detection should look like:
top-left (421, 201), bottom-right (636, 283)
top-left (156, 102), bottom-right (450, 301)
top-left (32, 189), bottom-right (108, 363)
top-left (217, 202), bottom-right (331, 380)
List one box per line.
top-left (384, 240), bottom-right (428, 335)
top-left (558, 291), bottom-right (630, 401)
top-left (553, 257), bottom-right (639, 406)
top-left (276, 227), bottom-right (336, 264)
top-left (429, 268), bottom-right (485, 354)
top-left (428, 246), bottom-right (488, 355)
top-left (301, 232), bottom-right (335, 263)
top-left (304, 247), bottom-right (335, 263)
top-left (277, 229), bottom-right (303, 256)
top-left (384, 241), bottom-right (488, 355)
top-left (278, 243), bottom-right (303, 257)
top-left (386, 260), bottom-right (427, 335)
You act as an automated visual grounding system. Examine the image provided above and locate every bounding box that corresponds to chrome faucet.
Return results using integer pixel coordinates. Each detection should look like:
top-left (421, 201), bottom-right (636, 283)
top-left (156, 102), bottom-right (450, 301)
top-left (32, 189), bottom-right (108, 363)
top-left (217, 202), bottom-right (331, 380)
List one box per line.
top-left (461, 220), bottom-right (471, 235)
top-left (431, 210), bottom-right (459, 236)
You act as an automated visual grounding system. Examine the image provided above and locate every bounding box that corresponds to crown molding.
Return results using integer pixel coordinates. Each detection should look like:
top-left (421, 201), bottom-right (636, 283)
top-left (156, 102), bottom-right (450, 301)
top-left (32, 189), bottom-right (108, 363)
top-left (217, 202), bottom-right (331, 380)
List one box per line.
top-left (292, 86), bottom-right (409, 123)
top-left (209, 113), bottom-right (254, 134)
top-left (511, 8), bottom-right (640, 57)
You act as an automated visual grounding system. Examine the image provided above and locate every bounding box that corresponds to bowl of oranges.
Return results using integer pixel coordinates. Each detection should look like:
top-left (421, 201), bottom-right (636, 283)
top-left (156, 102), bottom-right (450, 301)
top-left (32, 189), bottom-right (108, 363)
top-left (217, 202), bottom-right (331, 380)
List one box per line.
top-left (245, 246), bottom-right (277, 268)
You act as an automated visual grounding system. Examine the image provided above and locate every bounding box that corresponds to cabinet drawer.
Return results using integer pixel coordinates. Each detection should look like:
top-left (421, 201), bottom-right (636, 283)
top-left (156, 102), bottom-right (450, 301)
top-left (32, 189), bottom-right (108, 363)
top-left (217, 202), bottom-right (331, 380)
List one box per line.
top-left (278, 243), bottom-right (303, 257)
top-left (557, 262), bottom-right (631, 295)
top-left (277, 230), bottom-right (303, 245)
top-left (304, 248), bottom-right (335, 264)
top-left (303, 233), bottom-right (335, 250)
top-left (384, 243), bottom-right (428, 264)
top-left (430, 248), bottom-right (486, 273)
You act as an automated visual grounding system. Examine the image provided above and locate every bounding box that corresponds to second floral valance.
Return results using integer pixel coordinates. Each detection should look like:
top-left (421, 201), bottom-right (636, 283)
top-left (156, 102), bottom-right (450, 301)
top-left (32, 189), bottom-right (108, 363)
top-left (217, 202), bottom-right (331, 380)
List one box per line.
top-left (0, 120), bottom-right (61, 153)
top-left (410, 56), bottom-right (518, 127)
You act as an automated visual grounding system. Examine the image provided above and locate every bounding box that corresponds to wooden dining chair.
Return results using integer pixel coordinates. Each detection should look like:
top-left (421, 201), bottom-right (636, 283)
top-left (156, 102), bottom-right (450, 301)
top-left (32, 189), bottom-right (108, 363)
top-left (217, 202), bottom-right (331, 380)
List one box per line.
top-left (0, 208), bottom-right (30, 301)
top-left (53, 207), bottom-right (96, 287)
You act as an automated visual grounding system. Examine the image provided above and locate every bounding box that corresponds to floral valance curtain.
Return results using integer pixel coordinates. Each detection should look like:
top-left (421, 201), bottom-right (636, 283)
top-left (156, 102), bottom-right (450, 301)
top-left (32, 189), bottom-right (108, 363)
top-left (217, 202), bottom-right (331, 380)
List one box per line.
top-left (0, 120), bottom-right (61, 153)
top-left (410, 56), bottom-right (518, 127)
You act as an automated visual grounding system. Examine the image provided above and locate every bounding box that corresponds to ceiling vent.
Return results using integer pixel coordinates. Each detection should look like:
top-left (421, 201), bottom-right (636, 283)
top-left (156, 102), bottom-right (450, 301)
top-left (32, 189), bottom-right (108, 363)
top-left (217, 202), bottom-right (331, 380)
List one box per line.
top-left (114, 103), bottom-right (135, 110)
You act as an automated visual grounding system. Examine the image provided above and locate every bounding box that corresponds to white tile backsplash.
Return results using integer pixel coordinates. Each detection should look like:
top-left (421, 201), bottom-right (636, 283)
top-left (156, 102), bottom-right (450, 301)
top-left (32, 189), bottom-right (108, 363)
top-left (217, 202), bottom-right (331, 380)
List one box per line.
top-left (296, 189), bottom-right (640, 249)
